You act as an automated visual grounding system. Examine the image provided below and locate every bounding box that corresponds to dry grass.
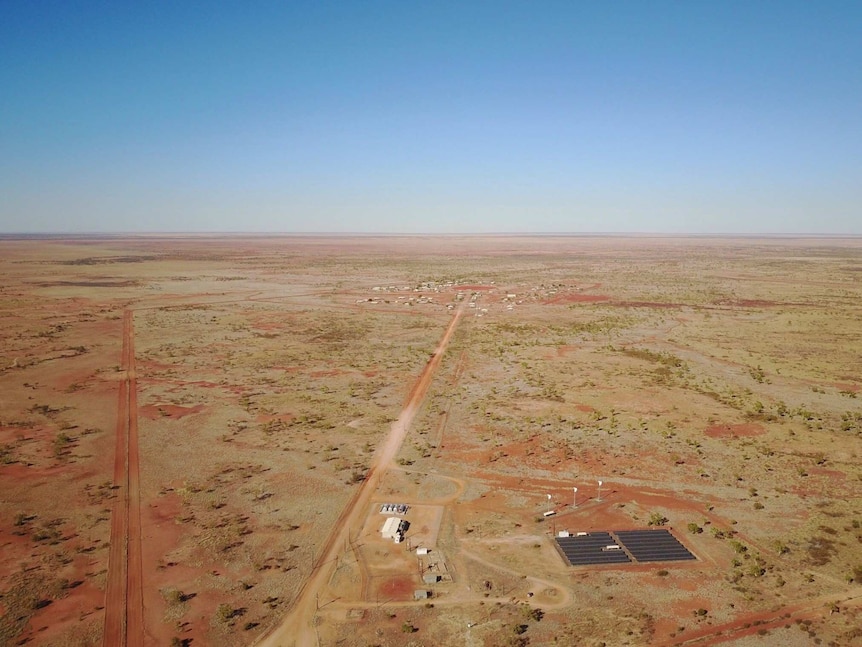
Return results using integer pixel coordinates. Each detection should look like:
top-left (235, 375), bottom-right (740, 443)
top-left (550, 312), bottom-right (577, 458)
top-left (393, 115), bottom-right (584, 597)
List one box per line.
top-left (1, 235), bottom-right (861, 645)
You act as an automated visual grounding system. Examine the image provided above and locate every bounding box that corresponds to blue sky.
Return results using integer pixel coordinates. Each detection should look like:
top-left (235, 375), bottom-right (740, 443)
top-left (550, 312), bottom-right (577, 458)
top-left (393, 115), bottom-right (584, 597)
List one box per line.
top-left (1, 1), bottom-right (860, 233)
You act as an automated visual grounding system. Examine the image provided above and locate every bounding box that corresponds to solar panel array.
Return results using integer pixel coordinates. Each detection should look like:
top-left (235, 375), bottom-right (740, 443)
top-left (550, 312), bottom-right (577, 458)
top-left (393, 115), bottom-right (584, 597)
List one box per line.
top-left (614, 529), bottom-right (696, 563)
top-left (555, 529), bottom-right (696, 566)
top-left (555, 532), bottom-right (632, 566)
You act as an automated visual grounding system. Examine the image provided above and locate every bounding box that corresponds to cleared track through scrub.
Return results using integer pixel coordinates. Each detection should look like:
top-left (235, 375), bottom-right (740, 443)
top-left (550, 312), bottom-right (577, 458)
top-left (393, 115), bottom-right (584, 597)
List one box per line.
top-left (103, 310), bottom-right (144, 647)
top-left (258, 300), bottom-right (468, 647)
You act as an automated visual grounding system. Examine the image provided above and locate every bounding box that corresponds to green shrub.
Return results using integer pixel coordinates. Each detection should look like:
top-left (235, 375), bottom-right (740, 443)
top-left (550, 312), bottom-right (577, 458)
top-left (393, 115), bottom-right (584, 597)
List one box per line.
top-left (648, 512), bottom-right (668, 526)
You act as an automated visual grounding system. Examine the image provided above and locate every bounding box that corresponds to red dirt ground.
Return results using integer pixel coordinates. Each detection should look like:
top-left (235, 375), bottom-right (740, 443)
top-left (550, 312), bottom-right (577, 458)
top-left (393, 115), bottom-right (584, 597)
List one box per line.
top-left (552, 345), bottom-right (579, 357)
top-left (140, 492), bottom-right (211, 646)
top-left (15, 578), bottom-right (106, 645)
top-left (613, 301), bottom-right (684, 308)
top-left (375, 576), bottom-right (415, 602)
top-left (258, 301), bottom-right (468, 647)
top-left (724, 299), bottom-right (780, 307)
top-left (704, 423), bottom-right (766, 439)
top-left (832, 381), bottom-right (860, 392)
top-left (545, 294), bottom-right (611, 304)
top-left (309, 369), bottom-right (345, 378)
top-left (138, 404), bottom-right (205, 421)
top-left (103, 310), bottom-right (143, 647)
top-left (4, 236), bottom-right (861, 647)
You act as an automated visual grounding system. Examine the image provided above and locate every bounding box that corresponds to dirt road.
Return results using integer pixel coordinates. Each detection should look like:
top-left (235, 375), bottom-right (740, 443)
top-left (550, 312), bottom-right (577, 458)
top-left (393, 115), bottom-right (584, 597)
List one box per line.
top-left (103, 310), bottom-right (144, 647)
top-left (658, 587), bottom-right (862, 647)
top-left (258, 301), bottom-right (467, 647)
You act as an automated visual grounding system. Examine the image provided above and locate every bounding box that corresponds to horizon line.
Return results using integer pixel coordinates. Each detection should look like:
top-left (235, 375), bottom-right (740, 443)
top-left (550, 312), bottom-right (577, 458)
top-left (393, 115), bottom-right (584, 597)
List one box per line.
top-left (2, 231), bottom-right (861, 239)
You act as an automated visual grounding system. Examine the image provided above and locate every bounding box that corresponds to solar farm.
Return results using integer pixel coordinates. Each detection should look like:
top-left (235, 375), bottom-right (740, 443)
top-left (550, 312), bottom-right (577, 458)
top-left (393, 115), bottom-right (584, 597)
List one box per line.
top-left (555, 529), bottom-right (696, 567)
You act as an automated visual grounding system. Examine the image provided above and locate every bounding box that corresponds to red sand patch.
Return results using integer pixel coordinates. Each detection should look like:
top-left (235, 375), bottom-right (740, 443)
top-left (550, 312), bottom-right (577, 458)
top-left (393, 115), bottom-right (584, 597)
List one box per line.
top-left (18, 579), bottom-right (105, 645)
top-left (272, 365), bottom-right (303, 373)
top-left (613, 301), bottom-right (683, 308)
top-left (139, 403), bottom-right (205, 420)
top-left (575, 404), bottom-right (595, 413)
top-left (704, 423), bottom-right (765, 438)
top-left (309, 369), bottom-right (344, 378)
top-left (250, 321), bottom-right (283, 331)
top-left (545, 294), bottom-right (611, 304)
top-left (807, 467), bottom-right (846, 480)
top-left (140, 493), bottom-right (203, 646)
top-left (730, 299), bottom-right (779, 307)
top-left (555, 345), bottom-right (578, 357)
top-left (832, 382), bottom-right (860, 392)
top-left (184, 380), bottom-right (222, 389)
top-left (375, 575), bottom-right (414, 601)
top-left (0, 462), bottom-right (68, 480)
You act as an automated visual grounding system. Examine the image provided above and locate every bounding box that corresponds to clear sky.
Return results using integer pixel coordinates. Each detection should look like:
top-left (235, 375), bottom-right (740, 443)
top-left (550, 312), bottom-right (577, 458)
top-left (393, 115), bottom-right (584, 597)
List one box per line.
top-left (1, 1), bottom-right (860, 234)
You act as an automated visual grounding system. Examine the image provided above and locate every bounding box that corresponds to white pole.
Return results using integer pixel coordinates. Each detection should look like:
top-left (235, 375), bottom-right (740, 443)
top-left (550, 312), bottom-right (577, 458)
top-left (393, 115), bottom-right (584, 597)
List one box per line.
top-left (573, 487), bottom-right (577, 508)
top-left (547, 493), bottom-right (552, 514)
top-left (597, 480), bottom-right (603, 502)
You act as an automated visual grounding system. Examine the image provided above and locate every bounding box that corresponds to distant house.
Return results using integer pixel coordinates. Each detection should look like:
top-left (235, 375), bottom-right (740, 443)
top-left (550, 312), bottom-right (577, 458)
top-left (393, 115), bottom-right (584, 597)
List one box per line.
top-left (413, 590), bottom-right (430, 600)
top-left (423, 574), bottom-right (440, 584)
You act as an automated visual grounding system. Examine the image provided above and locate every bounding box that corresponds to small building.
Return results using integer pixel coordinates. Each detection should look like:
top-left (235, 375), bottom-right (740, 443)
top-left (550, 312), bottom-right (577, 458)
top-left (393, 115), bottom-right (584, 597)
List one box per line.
top-left (416, 547), bottom-right (429, 555)
top-left (413, 590), bottom-right (430, 600)
top-left (423, 574), bottom-right (440, 584)
top-left (381, 517), bottom-right (409, 543)
top-left (381, 517), bottom-right (401, 540)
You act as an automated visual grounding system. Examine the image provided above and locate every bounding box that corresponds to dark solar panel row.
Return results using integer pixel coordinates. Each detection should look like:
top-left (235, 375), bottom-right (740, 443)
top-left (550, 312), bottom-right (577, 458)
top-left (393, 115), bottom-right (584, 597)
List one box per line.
top-left (555, 532), bottom-right (632, 566)
top-left (614, 530), bottom-right (696, 563)
top-left (556, 529), bottom-right (697, 566)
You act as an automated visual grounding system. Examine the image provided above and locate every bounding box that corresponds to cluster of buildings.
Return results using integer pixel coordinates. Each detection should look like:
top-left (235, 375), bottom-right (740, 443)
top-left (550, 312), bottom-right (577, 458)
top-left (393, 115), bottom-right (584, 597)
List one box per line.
top-left (375, 503), bottom-right (448, 601)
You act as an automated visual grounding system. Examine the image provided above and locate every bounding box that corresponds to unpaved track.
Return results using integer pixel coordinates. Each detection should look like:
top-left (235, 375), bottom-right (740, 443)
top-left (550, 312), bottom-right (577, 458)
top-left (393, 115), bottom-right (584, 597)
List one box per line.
top-left (103, 310), bottom-right (144, 647)
top-left (103, 314), bottom-right (129, 646)
top-left (659, 587), bottom-right (862, 647)
top-left (258, 301), bottom-right (467, 647)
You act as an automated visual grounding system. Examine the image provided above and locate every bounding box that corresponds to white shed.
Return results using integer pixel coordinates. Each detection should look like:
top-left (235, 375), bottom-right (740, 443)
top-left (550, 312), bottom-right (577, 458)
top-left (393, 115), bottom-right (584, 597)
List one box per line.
top-left (381, 517), bottom-right (401, 540)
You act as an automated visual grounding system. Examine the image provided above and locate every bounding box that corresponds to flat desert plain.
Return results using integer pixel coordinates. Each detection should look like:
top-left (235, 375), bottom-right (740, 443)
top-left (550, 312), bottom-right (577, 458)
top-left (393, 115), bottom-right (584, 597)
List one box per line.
top-left (1, 235), bottom-right (861, 647)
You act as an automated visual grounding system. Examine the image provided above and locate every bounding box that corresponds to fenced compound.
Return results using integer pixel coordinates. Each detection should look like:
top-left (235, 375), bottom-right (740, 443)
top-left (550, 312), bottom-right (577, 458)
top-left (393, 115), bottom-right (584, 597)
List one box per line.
top-left (555, 531), bottom-right (632, 566)
top-left (555, 528), bottom-right (695, 566)
top-left (614, 529), bottom-right (695, 563)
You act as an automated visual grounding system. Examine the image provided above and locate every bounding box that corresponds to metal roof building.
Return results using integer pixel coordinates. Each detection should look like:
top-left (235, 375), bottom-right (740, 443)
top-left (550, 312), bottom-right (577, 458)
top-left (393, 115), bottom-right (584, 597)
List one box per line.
top-left (381, 517), bottom-right (401, 539)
